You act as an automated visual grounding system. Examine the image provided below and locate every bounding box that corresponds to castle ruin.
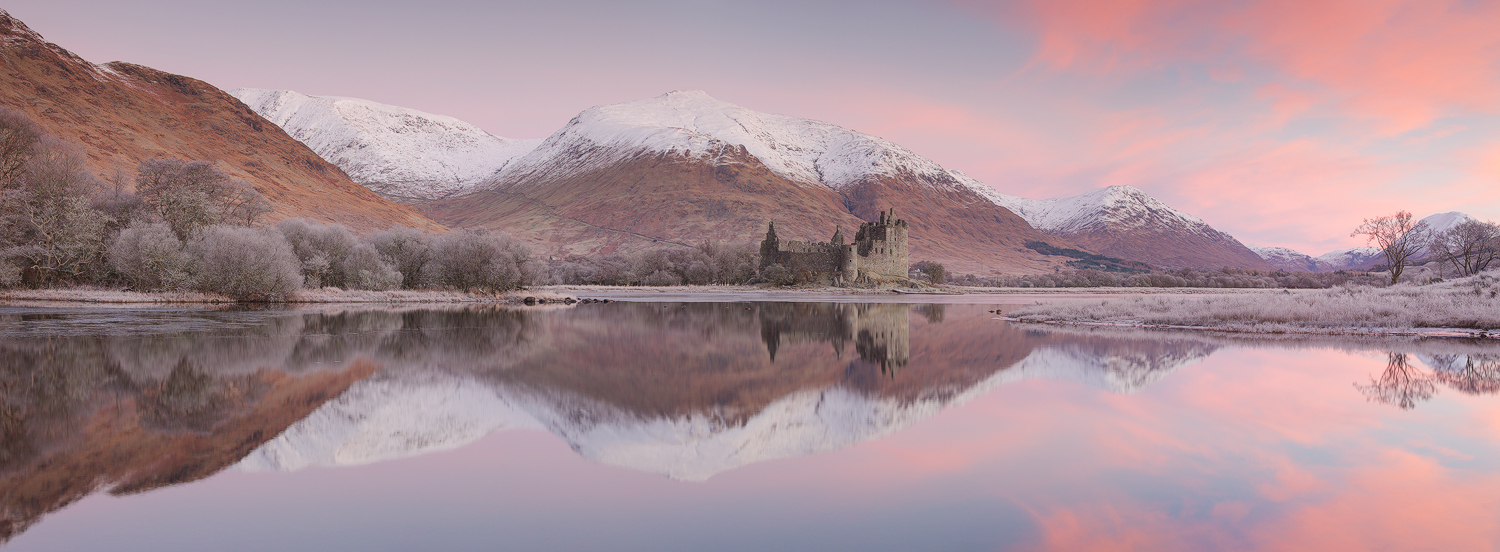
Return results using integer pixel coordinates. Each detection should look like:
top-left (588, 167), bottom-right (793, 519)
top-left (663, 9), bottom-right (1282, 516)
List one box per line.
top-left (759, 208), bottom-right (909, 285)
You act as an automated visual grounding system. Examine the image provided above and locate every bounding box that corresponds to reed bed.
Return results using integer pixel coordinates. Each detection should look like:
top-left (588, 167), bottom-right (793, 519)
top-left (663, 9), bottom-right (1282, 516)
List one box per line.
top-left (1008, 271), bottom-right (1500, 335)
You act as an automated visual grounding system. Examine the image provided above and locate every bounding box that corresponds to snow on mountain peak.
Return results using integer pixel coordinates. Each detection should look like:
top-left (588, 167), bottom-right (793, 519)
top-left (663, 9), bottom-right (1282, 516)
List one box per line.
top-left (992, 184), bottom-right (1209, 235)
top-left (495, 90), bottom-right (964, 192)
top-left (230, 88), bottom-right (541, 202)
top-left (1420, 211), bottom-right (1478, 234)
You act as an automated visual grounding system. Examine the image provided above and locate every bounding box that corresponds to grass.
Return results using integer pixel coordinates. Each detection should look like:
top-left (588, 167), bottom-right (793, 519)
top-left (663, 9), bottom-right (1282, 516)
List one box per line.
top-left (1007, 271), bottom-right (1500, 337)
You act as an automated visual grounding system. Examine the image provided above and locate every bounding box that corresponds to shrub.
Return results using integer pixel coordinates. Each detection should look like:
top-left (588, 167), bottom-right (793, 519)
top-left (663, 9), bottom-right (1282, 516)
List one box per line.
top-left (366, 226), bottom-right (433, 289)
top-left (342, 242), bottom-right (402, 291)
top-left (762, 263), bottom-right (794, 286)
top-left (187, 225), bottom-right (302, 301)
top-left (641, 269), bottom-right (683, 287)
top-left (108, 221), bottom-right (194, 290)
top-left (275, 218), bottom-right (357, 288)
top-left (423, 228), bottom-right (533, 292)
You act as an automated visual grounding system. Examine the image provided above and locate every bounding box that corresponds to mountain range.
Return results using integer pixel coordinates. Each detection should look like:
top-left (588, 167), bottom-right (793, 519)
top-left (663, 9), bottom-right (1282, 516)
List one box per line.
top-left (238, 88), bottom-right (1275, 273)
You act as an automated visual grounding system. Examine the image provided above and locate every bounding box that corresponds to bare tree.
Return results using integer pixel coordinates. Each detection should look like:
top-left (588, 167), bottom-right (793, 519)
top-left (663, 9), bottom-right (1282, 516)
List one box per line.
top-left (0, 107), bottom-right (44, 187)
top-left (134, 159), bottom-right (272, 240)
top-left (1427, 219), bottom-right (1500, 278)
top-left (3, 137), bottom-right (111, 285)
top-left (1351, 211), bottom-right (1431, 285)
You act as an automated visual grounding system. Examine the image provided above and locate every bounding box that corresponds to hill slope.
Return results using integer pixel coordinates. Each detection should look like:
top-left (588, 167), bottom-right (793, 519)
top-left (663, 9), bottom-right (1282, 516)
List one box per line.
top-left (0, 10), bottom-right (439, 231)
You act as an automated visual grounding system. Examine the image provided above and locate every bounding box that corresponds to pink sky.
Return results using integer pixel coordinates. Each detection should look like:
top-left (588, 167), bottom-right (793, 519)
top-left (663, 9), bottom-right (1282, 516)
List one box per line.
top-left (9, 0), bottom-right (1499, 254)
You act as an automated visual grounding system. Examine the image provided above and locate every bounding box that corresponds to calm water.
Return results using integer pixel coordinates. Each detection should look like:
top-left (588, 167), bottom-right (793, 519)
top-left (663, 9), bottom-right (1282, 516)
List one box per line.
top-left (3, 300), bottom-right (1500, 551)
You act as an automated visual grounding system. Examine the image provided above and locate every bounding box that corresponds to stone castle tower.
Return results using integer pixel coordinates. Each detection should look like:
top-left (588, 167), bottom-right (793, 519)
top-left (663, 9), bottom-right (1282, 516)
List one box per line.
top-left (760, 208), bottom-right (909, 284)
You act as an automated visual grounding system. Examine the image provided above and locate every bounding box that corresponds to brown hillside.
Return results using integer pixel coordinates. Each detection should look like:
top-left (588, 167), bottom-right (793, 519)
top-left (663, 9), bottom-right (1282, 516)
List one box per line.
top-left (1063, 228), bottom-right (1275, 271)
top-left (0, 10), bottom-right (441, 232)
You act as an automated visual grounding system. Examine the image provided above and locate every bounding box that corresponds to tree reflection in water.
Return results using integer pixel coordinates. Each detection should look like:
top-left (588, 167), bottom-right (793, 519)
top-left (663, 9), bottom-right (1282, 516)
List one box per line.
top-left (1428, 354), bottom-right (1500, 395)
top-left (1356, 353), bottom-right (1437, 410)
top-left (1356, 352), bottom-right (1500, 410)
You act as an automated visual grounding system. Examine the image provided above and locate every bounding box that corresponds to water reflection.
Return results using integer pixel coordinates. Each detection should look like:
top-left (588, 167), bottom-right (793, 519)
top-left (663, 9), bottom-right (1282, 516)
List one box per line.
top-left (3, 303), bottom-right (1500, 548)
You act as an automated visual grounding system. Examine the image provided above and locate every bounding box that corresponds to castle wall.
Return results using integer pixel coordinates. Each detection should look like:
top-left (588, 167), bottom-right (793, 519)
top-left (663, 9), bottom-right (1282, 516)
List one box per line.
top-left (760, 209), bottom-right (909, 284)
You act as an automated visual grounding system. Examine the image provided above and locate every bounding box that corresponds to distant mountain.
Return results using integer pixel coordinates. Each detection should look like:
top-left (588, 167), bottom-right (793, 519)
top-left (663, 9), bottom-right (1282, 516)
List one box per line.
top-left (1247, 245), bottom-right (1328, 272)
top-left (1250, 211), bottom-right (1478, 272)
top-left (992, 185), bottom-right (1275, 270)
top-left (420, 90), bottom-right (1071, 275)
top-left (0, 10), bottom-right (439, 231)
top-left (230, 89), bottom-right (542, 203)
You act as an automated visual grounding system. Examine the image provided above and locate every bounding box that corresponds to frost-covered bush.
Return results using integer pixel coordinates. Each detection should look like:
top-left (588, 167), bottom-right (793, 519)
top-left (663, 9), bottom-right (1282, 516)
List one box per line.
top-left (188, 225), bottom-right (302, 301)
top-left (342, 242), bottom-right (402, 291)
top-left (423, 228), bottom-right (534, 292)
top-left (366, 226), bottom-right (433, 289)
top-left (762, 263), bottom-right (794, 286)
top-left (641, 269), bottom-right (682, 287)
top-left (108, 221), bottom-right (194, 290)
top-left (275, 218), bottom-right (357, 289)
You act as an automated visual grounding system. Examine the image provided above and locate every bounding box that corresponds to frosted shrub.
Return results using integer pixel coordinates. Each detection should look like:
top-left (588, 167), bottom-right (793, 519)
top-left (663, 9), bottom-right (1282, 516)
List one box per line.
top-left (342, 242), bottom-right (402, 291)
top-left (188, 225), bottom-right (302, 301)
top-left (423, 228), bottom-right (533, 292)
top-left (108, 221), bottom-right (194, 290)
top-left (275, 218), bottom-right (357, 288)
top-left (762, 263), bottom-right (794, 286)
top-left (0, 261), bottom-right (18, 288)
top-left (641, 269), bottom-right (682, 287)
top-left (366, 226), bottom-right (433, 289)
top-left (1009, 269), bottom-right (1500, 334)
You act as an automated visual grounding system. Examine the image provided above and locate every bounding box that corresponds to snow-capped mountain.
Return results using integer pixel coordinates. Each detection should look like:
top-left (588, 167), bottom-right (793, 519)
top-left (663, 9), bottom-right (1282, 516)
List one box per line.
top-left (230, 88), bottom-right (542, 203)
top-left (991, 185), bottom-right (1273, 269)
top-left (1316, 246), bottom-right (1383, 270)
top-left (423, 90), bottom-right (1064, 274)
top-left (490, 90), bottom-right (998, 196)
top-left (1248, 245), bottom-right (1329, 272)
top-left (993, 185), bottom-right (1205, 235)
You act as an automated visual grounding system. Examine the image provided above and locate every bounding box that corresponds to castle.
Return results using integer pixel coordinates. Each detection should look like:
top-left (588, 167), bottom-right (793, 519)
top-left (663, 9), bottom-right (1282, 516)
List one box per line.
top-left (759, 208), bottom-right (909, 284)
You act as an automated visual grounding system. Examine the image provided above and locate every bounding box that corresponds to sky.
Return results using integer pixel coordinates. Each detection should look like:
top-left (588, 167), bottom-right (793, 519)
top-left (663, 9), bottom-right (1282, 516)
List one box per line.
top-left (7, 0), bottom-right (1500, 254)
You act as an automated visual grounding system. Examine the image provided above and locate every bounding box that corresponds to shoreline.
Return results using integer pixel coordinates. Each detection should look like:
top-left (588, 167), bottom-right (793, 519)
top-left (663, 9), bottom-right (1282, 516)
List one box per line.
top-left (0, 284), bottom-right (1284, 307)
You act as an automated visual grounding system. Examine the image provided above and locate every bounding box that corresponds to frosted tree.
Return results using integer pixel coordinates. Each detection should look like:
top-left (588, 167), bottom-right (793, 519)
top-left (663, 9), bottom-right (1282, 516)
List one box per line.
top-left (1351, 211), bottom-right (1430, 285)
top-left (1427, 219), bottom-right (1500, 277)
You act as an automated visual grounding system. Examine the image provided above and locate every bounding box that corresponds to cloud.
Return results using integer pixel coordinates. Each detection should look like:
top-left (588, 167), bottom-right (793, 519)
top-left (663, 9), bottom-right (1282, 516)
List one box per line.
top-left (960, 0), bottom-right (1500, 133)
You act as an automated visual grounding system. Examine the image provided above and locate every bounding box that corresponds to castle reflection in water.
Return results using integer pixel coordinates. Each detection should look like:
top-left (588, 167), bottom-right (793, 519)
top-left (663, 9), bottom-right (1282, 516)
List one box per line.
top-left (758, 303), bottom-right (914, 375)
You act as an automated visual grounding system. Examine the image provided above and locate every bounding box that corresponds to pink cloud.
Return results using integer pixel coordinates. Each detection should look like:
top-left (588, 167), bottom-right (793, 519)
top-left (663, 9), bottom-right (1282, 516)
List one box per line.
top-left (960, 0), bottom-right (1500, 133)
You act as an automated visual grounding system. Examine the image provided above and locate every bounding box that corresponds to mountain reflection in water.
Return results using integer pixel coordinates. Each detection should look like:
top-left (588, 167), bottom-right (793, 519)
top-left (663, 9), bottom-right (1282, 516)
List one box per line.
top-left (3, 302), bottom-right (1500, 548)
